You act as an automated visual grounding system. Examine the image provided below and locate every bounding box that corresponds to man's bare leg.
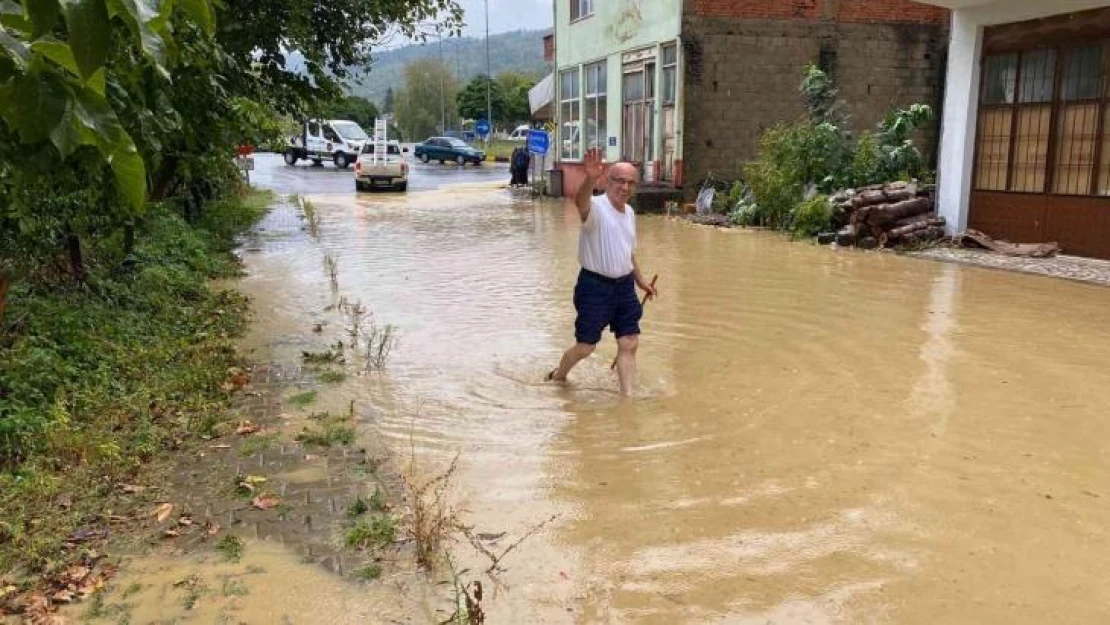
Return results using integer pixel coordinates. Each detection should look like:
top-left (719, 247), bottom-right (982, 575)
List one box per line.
top-left (550, 342), bottom-right (596, 381)
top-left (616, 335), bottom-right (639, 397)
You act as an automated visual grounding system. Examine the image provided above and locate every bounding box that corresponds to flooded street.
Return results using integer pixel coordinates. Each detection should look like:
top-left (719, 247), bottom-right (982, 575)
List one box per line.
top-left (159, 154), bottom-right (1110, 622)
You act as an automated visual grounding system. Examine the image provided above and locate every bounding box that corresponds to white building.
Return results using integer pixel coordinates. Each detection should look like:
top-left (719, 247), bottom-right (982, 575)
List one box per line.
top-left (920, 0), bottom-right (1110, 258)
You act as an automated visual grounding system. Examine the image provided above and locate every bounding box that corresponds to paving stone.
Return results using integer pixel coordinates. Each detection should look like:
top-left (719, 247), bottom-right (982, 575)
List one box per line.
top-left (908, 247), bottom-right (1110, 287)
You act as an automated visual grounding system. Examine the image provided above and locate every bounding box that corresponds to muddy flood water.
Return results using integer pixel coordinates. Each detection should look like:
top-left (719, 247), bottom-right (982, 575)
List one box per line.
top-left (92, 156), bottom-right (1110, 624)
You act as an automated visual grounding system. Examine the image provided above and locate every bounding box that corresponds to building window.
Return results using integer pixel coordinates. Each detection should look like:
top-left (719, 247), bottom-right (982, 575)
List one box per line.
top-left (662, 44), bottom-right (678, 105)
top-left (570, 0), bottom-right (593, 21)
top-left (584, 61), bottom-right (607, 151)
top-left (560, 68), bottom-right (581, 160)
top-left (975, 43), bottom-right (1110, 196)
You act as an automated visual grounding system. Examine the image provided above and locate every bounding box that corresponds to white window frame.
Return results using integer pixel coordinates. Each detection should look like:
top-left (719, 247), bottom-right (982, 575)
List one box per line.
top-left (570, 0), bottom-right (593, 22)
top-left (584, 60), bottom-right (607, 152)
top-left (559, 67), bottom-right (582, 161)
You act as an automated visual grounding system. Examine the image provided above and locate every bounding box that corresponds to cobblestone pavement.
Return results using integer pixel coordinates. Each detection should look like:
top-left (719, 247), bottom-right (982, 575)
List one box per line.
top-left (907, 247), bottom-right (1110, 287)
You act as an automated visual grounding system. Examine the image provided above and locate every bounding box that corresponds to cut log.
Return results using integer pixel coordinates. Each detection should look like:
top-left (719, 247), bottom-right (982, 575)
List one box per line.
top-left (836, 224), bottom-right (858, 247)
top-left (955, 228), bottom-right (1060, 258)
top-left (888, 220), bottom-right (932, 239)
top-left (851, 189), bottom-right (888, 209)
top-left (857, 236), bottom-right (879, 250)
top-left (901, 226), bottom-right (947, 246)
top-left (862, 197), bottom-right (933, 229)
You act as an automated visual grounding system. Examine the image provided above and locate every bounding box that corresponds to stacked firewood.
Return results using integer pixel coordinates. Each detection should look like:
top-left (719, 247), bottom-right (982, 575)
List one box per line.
top-left (823, 182), bottom-right (944, 249)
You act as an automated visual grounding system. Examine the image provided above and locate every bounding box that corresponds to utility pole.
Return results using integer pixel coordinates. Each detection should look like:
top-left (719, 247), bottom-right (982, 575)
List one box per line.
top-left (438, 26), bottom-right (445, 133)
top-left (484, 0), bottom-right (491, 144)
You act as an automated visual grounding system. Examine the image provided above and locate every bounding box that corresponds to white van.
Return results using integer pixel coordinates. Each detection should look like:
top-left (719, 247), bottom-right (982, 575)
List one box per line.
top-left (284, 119), bottom-right (369, 169)
top-left (507, 125), bottom-right (530, 142)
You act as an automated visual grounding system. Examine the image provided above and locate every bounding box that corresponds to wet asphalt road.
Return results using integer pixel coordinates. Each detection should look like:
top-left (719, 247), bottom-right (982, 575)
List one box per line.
top-left (247, 151), bottom-right (512, 196)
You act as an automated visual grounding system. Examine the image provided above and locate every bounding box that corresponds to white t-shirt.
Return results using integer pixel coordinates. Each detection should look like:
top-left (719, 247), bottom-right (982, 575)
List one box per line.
top-left (579, 194), bottom-right (636, 278)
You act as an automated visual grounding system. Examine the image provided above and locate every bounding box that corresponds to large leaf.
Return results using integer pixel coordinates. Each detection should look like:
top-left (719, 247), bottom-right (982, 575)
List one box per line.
top-left (24, 0), bottom-right (59, 38)
top-left (1, 70), bottom-right (69, 144)
top-left (106, 0), bottom-right (167, 71)
top-left (49, 97), bottom-right (81, 157)
top-left (71, 85), bottom-right (122, 152)
top-left (85, 66), bottom-right (105, 95)
top-left (0, 24), bottom-right (31, 68)
top-left (31, 37), bottom-right (78, 76)
top-left (175, 0), bottom-right (210, 34)
top-left (59, 0), bottom-right (109, 79)
top-left (0, 0), bottom-right (29, 32)
top-left (108, 135), bottom-right (146, 211)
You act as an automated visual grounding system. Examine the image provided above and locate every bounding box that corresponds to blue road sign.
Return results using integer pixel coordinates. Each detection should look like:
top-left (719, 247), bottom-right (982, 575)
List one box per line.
top-left (475, 119), bottom-right (491, 137)
top-left (527, 129), bottom-right (549, 155)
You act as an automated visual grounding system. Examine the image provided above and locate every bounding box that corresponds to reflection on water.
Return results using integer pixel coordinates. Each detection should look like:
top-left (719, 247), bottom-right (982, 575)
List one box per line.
top-left (91, 161), bottom-right (1110, 623)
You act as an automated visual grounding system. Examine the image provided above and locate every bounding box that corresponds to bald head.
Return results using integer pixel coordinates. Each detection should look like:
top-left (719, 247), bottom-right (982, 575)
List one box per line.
top-left (605, 161), bottom-right (639, 208)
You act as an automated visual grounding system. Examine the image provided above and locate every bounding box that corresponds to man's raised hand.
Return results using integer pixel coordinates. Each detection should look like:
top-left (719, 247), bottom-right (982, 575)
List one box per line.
top-left (584, 148), bottom-right (605, 180)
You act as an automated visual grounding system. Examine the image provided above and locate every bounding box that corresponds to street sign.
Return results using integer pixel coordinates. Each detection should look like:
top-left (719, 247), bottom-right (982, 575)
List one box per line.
top-left (527, 129), bottom-right (549, 155)
top-left (475, 119), bottom-right (491, 137)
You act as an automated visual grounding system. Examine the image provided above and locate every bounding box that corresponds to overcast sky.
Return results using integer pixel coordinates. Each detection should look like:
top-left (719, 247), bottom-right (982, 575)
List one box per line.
top-left (451, 0), bottom-right (552, 37)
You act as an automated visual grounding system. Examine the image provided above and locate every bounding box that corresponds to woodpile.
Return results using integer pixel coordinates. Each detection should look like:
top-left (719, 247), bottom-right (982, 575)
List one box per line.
top-left (825, 182), bottom-right (945, 249)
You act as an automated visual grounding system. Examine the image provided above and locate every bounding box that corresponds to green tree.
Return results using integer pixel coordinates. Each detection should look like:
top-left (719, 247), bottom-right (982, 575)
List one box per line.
top-left (395, 59), bottom-right (459, 141)
top-left (382, 87), bottom-right (395, 114)
top-left (324, 96), bottom-right (380, 129)
top-left (496, 72), bottom-right (537, 126)
top-left (456, 74), bottom-right (504, 125)
top-left (214, 0), bottom-right (463, 118)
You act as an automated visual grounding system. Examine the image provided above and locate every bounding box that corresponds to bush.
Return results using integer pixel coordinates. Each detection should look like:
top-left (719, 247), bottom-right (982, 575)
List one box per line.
top-left (0, 192), bottom-right (268, 571)
top-left (741, 161), bottom-right (799, 229)
top-left (730, 65), bottom-right (936, 239)
top-left (791, 195), bottom-right (833, 238)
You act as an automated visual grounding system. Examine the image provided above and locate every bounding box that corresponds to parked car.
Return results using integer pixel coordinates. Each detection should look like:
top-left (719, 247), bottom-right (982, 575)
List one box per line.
top-left (507, 125), bottom-right (531, 142)
top-left (413, 137), bottom-right (486, 166)
top-left (354, 141), bottom-right (408, 192)
top-left (284, 119), bottom-right (369, 169)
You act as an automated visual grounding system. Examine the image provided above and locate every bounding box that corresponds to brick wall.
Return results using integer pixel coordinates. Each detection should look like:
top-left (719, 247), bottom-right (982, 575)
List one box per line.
top-left (680, 4), bottom-right (948, 195)
top-left (690, 0), bottom-right (947, 24)
top-left (836, 0), bottom-right (947, 25)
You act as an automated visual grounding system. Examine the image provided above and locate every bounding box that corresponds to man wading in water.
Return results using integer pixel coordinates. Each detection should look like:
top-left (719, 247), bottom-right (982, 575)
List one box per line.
top-left (546, 148), bottom-right (657, 397)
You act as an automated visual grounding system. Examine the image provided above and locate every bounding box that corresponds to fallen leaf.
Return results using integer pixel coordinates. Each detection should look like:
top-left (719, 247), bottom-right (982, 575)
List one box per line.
top-left (252, 494), bottom-right (280, 510)
top-left (209, 444), bottom-right (232, 450)
top-left (162, 529), bottom-right (180, 539)
top-left (238, 475), bottom-right (267, 493)
top-left (152, 503), bottom-right (174, 523)
top-left (206, 522), bottom-right (221, 536)
top-left (51, 589), bottom-right (74, 603)
top-left (178, 517), bottom-right (194, 527)
top-left (120, 484), bottom-right (145, 494)
top-left (63, 565), bottom-right (90, 583)
top-left (236, 421), bottom-right (261, 436)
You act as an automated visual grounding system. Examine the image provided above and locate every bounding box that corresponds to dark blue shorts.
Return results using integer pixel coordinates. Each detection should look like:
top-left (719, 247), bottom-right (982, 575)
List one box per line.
top-left (574, 269), bottom-right (642, 345)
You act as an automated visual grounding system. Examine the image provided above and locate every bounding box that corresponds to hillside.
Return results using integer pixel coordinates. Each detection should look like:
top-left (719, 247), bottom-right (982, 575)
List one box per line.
top-left (346, 29), bottom-right (552, 103)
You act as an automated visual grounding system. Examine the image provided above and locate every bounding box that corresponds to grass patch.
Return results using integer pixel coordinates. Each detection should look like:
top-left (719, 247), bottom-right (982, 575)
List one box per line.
top-left (215, 535), bottom-right (244, 562)
top-left (345, 514), bottom-right (397, 550)
top-left (302, 344), bottom-right (344, 365)
top-left (356, 563), bottom-right (382, 581)
top-left (317, 370), bottom-right (347, 384)
top-left (295, 422), bottom-right (355, 448)
top-left (238, 433), bottom-right (278, 457)
top-left (0, 190), bottom-right (270, 575)
top-left (287, 390), bottom-right (318, 407)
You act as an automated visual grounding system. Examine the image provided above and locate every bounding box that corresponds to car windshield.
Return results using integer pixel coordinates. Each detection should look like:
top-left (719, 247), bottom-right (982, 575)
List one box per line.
top-left (361, 143), bottom-right (402, 155)
top-left (446, 138), bottom-right (469, 148)
top-left (331, 122), bottom-right (368, 141)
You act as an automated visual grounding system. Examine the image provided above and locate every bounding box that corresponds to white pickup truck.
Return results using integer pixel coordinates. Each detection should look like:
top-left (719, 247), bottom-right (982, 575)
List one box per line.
top-left (283, 119), bottom-right (368, 169)
top-left (354, 140), bottom-right (408, 192)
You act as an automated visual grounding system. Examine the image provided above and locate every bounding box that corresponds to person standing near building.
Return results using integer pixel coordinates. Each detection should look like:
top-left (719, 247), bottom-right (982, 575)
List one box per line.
top-left (546, 148), bottom-right (657, 397)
